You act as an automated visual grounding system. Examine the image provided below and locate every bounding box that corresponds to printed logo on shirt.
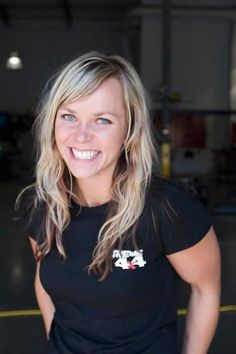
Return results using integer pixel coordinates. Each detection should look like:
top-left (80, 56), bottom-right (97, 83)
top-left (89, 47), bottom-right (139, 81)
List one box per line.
top-left (112, 249), bottom-right (146, 270)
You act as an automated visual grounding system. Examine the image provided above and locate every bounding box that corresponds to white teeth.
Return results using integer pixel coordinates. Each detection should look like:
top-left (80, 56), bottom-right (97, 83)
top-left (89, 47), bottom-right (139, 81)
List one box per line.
top-left (71, 149), bottom-right (99, 160)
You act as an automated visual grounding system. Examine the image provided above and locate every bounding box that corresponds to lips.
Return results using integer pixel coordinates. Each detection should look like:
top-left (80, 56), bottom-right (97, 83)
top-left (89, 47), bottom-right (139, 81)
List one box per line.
top-left (71, 148), bottom-right (99, 160)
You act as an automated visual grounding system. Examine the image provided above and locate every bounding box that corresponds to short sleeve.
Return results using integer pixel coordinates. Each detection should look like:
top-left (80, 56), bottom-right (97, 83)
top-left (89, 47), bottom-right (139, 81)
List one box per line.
top-left (159, 186), bottom-right (212, 255)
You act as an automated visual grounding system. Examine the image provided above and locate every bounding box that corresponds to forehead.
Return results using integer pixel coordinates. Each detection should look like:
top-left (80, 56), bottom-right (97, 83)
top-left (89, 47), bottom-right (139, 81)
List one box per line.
top-left (60, 77), bottom-right (125, 113)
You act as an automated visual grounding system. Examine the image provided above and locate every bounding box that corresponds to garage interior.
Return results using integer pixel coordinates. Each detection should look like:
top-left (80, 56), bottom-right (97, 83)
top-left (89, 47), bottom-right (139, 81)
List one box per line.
top-left (0, 1), bottom-right (235, 353)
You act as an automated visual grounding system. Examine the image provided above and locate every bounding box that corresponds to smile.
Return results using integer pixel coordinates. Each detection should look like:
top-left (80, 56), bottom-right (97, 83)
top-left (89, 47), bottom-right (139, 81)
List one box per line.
top-left (71, 148), bottom-right (100, 160)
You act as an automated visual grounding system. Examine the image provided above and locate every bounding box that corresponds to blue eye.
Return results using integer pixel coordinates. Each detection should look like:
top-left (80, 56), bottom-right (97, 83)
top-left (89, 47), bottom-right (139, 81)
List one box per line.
top-left (97, 117), bottom-right (112, 125)
top-left (61, 114), bottom-right (76, 122)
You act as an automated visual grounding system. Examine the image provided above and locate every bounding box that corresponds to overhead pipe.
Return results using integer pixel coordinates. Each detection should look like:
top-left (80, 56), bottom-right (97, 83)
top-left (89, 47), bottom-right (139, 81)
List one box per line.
top-left (129, 6), bottom-right (236, 19)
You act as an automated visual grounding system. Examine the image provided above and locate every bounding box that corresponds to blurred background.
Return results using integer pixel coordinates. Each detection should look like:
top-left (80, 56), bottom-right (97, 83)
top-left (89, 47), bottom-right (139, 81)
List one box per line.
top-left (0, 0), bottom-right (235, 353)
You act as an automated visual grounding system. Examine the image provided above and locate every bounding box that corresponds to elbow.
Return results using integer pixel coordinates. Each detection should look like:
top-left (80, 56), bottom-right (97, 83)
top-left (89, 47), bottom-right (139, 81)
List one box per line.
top-left (191, 279), bottom-right (221, 306)
top-left (191, 259), bottom-right (221, 303)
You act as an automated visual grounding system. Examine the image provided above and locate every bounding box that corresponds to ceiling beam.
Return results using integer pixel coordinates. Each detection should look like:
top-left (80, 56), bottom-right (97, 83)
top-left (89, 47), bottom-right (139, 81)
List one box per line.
top-left (0, 5), bottom-right (10, 26)
top-left (129, 5), bottom-right (236, 18)
top-left (61, 0), bottom-right (72, 28)
top-left (0, 2), bottom-right (140, 22)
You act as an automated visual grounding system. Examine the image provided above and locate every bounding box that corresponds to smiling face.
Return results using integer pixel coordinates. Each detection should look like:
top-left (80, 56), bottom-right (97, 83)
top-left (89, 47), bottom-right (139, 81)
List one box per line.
top-left (54, 76), bottom-right (127, 192)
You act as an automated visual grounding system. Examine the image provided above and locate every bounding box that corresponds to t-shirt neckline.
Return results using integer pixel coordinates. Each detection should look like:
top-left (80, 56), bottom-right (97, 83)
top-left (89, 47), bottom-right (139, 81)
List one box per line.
top-left (71, 198), bottom-right (110, 216)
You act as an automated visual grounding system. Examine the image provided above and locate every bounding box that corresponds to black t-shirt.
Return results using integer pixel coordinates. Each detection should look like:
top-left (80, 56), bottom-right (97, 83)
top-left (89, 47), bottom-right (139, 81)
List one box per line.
top-left (24, 178), bottom-right (212, 354)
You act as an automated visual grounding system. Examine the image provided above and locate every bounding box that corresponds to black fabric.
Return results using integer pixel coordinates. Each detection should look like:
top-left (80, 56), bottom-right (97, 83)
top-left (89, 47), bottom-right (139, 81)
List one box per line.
top-left (23, 177), bottom-right (212, 354)
top-left (19, 187), bottom-right (46, 245)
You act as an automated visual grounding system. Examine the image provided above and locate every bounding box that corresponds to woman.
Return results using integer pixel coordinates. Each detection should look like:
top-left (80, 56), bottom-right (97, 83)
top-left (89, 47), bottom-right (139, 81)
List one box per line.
top-left (20, 52), bottom-right (221, 354)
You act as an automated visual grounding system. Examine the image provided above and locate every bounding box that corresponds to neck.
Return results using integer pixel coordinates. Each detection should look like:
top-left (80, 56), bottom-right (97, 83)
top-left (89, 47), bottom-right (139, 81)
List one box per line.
top-left (74, 176), bottom-right (113, 207)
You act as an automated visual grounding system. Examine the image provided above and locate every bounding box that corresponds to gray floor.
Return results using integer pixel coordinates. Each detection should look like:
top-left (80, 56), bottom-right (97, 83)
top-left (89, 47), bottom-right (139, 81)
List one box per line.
top-left (0, 180), bottom-right (235, 354)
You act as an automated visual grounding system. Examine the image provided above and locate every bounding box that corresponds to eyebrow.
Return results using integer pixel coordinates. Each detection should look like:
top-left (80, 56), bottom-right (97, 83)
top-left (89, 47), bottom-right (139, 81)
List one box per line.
top-left (94, 112), bottom-right (118, 118)
top-left (60, 106), bottom-right (119, 118)
top-left (59, 106), bottom-right (77, 114)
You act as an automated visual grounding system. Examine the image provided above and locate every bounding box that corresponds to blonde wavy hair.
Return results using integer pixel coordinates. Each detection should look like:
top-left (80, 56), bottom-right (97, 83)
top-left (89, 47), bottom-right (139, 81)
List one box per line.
top-left (20, 51), bottom-right (159, 280)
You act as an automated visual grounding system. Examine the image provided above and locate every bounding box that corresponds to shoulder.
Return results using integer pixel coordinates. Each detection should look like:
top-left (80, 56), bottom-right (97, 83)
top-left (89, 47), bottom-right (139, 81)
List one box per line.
top-left (147, 175), bottom-right (199, 216)
top-left (146, 175), bottom-right (212, 254)
top-left (149, 174), bottom-right (195, 195)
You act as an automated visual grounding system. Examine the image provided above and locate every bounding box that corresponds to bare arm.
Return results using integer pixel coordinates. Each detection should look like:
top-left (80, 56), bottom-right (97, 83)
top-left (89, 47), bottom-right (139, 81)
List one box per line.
top-left (29, 237), bottom-right (55, 338)
top-left (167, 227), bottom-right (221, 354)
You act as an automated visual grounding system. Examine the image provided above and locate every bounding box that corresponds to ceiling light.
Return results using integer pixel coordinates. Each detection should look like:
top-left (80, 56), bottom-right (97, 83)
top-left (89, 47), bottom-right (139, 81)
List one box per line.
top-left (6, 52), bottom-right (23, 70)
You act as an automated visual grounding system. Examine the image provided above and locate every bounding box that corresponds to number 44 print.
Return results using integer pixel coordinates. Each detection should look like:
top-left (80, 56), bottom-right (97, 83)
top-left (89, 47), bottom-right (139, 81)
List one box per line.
top-left (112, 249), bottom-right (147, 270)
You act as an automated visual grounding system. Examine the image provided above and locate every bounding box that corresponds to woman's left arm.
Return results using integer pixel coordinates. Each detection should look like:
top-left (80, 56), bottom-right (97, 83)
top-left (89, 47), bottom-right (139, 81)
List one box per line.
top-left (167, 226), bottom-right (221, 354)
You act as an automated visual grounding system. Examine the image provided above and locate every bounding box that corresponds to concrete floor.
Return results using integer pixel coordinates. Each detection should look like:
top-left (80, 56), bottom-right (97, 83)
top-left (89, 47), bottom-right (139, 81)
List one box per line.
top-left (0, 180), bottom-right (235, 354)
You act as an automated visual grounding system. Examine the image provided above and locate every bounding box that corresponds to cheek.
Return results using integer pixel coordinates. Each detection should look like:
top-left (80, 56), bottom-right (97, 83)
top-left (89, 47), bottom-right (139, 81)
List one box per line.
top-left (54, 122), bottom-right (68, 146)
top-left (105, 133), bottom-right (124, 154)
top-left (54, 126), bottom-right (67, 158)
top-left (117, 129), bottom-right (127, 151)
top-left (54, 121), bottom-right (62, 141)
top-left (106, 125), bottom-right (127, 151)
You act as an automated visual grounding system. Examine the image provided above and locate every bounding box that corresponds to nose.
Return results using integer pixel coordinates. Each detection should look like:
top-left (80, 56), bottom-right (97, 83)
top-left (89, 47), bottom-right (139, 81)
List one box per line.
top-left (75, 122), bottom-right (92, 143)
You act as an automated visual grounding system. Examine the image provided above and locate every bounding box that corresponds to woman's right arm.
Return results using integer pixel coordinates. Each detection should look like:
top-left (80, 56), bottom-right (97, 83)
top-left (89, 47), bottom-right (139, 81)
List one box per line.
top-left (29, 237), bottom-right (55, 338)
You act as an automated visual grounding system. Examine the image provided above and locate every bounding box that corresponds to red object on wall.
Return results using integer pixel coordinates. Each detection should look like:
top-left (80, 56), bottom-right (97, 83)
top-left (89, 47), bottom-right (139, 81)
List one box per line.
top-left (232, 123), bottom-right (236, 146)
top-left (170, 114), bottom-right (207, 148)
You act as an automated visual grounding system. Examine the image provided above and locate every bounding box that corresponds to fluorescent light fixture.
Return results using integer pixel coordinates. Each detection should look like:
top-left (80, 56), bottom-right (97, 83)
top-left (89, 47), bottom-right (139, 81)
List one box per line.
top-left (6, 52), bottom-right (23, 70)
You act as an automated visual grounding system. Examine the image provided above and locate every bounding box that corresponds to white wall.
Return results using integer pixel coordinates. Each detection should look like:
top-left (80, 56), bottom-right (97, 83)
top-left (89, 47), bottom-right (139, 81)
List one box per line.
top-left (140, 13), bottom-right (162, 94)
top-left (172, 16), bottom-right (230, 110)
top-left (230, 20), bottom-right (236, 116)
top-left (140, 13), bottom-right (230, 110)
